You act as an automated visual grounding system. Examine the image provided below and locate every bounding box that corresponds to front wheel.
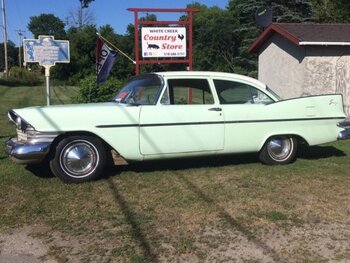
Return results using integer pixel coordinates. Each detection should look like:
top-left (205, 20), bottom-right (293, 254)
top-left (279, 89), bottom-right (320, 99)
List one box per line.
top-left (50, 135), bottom-right (106, 183)
top-left (259, 136), bottom-right (297, 165)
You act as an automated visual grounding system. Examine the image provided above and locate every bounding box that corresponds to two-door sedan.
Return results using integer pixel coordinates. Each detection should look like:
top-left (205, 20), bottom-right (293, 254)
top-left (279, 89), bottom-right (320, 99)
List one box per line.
top-left (5, 71), bottom-right (350, 183)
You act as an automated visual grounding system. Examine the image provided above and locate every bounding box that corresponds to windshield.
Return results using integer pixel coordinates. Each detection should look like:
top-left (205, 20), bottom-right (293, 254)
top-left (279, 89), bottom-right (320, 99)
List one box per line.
top-left (113, 74), bottom-right (163, 105)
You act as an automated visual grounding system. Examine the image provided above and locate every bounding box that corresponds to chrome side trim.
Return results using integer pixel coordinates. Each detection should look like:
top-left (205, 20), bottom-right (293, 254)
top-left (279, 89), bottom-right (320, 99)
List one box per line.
top-left (5, 137), bottom-right (51, 164)
top-left (337, 129), bottom-right (350, 140)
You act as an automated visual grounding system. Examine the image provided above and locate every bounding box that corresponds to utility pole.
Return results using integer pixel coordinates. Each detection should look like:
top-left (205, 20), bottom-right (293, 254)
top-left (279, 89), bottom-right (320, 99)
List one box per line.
top-left (1, 0), bottom-right (8, 77)
top-left (15, 29), bottom-right (25, 68)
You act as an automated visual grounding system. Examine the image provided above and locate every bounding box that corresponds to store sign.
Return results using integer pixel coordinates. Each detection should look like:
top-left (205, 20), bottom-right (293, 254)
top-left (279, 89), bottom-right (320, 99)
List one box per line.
top-left (141, 27), bottom-right (186, 58)
top-left (23, 35), bottom-right (70, 66)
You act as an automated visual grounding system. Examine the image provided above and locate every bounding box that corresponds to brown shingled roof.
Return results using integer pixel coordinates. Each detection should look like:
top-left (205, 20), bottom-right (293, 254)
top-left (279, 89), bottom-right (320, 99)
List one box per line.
top-left (249, 23), bottom-right (350, 53)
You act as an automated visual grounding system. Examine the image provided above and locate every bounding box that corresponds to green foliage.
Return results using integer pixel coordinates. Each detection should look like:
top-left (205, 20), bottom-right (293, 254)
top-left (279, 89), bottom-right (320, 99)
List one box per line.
top-left (188, 3), bottom-right (240, 72)
top-left (74, 75), bottom-right (123, 103)
top-left (98, 25), bottom-right (135, 79)
top-left (27, 14), bottom-right (66, 39)
top-left (266, 210), bottom-right (288, 221)
top-left (16, 1), bottom-right (350, 85)
top-left (51, 25), bottom-right (98, 83)
top-left (227, 0), bottom-right (315, 77)
top-left (0, 67), bottom-right (42, 86)
top-left (81, 0), bottom-right (95, 6)
top-left (311, 0), bottom-right (350, 23)
top-left (0, 41), bottom-right (19, 71)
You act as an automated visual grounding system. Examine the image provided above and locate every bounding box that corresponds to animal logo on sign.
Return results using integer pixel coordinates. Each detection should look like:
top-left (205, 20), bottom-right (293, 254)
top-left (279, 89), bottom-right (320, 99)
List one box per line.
top-left (178, 34), bottom-right (184, 41)
top-left (147, 42), bottom-right (160, 49)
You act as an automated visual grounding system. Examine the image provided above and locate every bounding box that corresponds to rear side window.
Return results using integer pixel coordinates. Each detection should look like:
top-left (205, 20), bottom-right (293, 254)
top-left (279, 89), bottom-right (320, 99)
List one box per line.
top-left (214, 79), bottom-right (273, 105)
top-left (161, 79), bottom-right (214, 105)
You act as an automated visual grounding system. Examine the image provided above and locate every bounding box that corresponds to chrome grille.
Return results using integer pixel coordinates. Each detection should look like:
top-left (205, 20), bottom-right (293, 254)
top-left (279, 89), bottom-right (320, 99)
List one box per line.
top-left (16, 129), bottom-right (60, 143)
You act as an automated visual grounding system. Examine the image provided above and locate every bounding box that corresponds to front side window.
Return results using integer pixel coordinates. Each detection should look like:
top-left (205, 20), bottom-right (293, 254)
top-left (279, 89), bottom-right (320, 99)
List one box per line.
top-left (161, 78), bottom-right (214, 105)
top-left (114, 74), bottom-right (163, 105)
top-left (214, 79), bottom-right (273, 105)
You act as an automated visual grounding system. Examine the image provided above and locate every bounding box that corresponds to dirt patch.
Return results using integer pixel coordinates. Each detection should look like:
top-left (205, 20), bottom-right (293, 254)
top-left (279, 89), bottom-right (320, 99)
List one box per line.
top-left (195, 222), bottom-right (350, 262)
top-left (1, 222), bottom-right (350, 262)
top-left (0, 226), bottom-right (56, 263)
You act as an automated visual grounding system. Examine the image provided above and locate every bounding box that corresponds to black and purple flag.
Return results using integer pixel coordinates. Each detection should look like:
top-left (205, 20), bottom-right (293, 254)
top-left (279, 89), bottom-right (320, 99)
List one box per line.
top-left (96, 37), bottom-right (117, 84)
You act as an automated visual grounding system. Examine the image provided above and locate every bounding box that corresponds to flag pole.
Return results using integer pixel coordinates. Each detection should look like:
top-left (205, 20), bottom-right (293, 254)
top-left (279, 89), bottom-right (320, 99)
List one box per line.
top-left (96, 32), bottom-right (136, 64)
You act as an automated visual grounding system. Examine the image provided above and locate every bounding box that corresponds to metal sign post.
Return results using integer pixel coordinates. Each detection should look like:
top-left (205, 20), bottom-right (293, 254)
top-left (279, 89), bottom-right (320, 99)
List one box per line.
top-left (44, 65), bottom-right (52, 106)
top-left (23, 35), bottom-right (70, 106)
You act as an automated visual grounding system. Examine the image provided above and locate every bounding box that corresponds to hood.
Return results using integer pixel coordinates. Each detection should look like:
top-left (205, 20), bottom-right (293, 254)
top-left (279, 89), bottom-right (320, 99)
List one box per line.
top-left (12, 102), bottom-right (141, 132)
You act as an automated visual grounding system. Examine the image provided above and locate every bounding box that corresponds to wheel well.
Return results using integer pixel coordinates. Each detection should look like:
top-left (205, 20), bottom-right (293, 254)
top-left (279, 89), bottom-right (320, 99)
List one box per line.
top-left (49, 131), bottom-right (114, 165)
top-left (260, 134), bottom-right (308, 151)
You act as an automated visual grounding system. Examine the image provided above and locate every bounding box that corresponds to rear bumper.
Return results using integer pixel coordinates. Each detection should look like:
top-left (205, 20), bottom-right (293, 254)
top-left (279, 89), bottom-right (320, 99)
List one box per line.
top-left (5, 137), bottom-right (51, 164)
top-left (338, 129), bottom-right (350, 140)
top-left (337, 120), bottom-right (350, 140)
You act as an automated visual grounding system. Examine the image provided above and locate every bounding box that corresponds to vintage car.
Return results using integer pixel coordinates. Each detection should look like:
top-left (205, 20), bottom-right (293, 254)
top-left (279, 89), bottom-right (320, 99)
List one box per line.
top-left (5, 71), bottom-right (350, 183)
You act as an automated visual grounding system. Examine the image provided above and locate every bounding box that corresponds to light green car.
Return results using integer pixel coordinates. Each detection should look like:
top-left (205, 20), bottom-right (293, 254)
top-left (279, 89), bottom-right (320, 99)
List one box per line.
top-left (5, 71), bottom-right (350, 183)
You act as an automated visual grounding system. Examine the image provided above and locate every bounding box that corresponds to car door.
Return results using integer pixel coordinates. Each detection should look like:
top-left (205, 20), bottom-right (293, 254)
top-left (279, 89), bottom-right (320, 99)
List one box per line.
top-left (139, 77), bottom-right (225, 155)
top-left (213, 78), bottom-right (275, 153)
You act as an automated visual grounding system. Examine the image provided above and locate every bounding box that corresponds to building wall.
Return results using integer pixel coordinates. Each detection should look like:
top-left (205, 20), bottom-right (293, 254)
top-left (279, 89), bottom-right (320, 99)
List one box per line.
top-left (258, 34), bottom-right (305, 98)
top-left (302, 46), bottom-right (350, 116)
top-left (258, 35), bottom-right (350, 116)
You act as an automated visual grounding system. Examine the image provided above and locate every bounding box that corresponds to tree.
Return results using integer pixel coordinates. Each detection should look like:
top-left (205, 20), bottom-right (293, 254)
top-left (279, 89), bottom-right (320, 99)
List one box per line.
top-left (187, 3), bottom-right (240, 72)
top-left (311, 0), bottom-right (350, 23)
top-left (27, 14), bottom-right (66, 39)
top-left (227, 0), bottom-right (315, 76)
top-left (52, 25), bottom-right (97, 82)
top-left (98, 25), bottom-right (135, 79)
top-left (0, 40), bottom-right (18, 70)
top-left (66, 0), bottom-right (95, 28)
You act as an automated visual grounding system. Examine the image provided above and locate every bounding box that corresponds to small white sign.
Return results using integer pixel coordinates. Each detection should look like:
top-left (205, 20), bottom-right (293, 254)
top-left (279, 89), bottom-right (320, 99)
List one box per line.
top-left (141, 27), bottom-right (186, 58)
top-left (23, 35), bottom-right (70, 66)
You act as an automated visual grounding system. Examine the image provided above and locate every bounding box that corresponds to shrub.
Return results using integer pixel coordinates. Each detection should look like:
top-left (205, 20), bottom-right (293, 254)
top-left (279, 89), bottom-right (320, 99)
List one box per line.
top-left (0, 67), bottom-right (43, 86)
top-left (74, 75), bottom-right (123, 103)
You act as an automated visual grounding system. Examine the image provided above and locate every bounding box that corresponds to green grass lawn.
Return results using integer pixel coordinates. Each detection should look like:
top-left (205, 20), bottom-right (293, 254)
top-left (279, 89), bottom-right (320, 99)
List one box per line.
top-left (1, 85), bottom-right (350, 262)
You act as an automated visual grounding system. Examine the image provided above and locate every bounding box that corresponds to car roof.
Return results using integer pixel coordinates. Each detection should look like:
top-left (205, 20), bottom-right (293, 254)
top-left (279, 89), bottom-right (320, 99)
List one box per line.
top-left (154, 71), bottom-right (266, 89)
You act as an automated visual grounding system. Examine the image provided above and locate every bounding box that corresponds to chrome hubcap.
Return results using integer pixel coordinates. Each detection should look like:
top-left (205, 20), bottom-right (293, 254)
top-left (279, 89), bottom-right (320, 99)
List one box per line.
top-left (267, 137), bottom-right (293, 161)
top-left (60, 140), bottom-right (98, 178)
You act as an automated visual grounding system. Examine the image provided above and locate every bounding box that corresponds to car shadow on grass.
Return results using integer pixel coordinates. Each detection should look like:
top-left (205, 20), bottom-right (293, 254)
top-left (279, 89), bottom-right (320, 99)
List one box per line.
top-left (22, 145), bottom-right (347, 181)
top-left (114, 153), bottom-right (261, 174)
top-left (298, 145), bottom-right (346, 160)
top-left (106, 144), bottom-right (346, 176)
top-left (175, 172), bottom-right (290, 262)
top-left (106, 178), bottom-right (159, 262)
top-left (25, 163), bottom-right (55, 179)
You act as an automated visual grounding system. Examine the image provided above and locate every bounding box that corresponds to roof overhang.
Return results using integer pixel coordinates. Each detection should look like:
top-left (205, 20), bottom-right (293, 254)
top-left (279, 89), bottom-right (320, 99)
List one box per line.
top-left (248, 24), bottom-right (300, 54)
top-left (249, 23), bottom-right (350, 53)
top-left (299, 41), bottom-right (350, 46)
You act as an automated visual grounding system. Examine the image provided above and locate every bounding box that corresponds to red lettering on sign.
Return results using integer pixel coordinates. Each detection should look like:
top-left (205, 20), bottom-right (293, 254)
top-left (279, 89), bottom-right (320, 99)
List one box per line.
top-left (162, 43), bottom-right (183, 49)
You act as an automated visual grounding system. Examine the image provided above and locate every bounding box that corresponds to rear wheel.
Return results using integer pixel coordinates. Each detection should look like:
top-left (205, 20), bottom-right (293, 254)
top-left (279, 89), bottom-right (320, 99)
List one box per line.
top-left (259, 136), bottom-right (297, 165)
top-left (50, 135), bottom-right (106, 183)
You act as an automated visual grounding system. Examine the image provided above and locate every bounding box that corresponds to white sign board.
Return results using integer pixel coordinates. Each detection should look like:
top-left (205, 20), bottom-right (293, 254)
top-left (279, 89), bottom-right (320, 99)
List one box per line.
top-left (141, 27), bottom-right (186, 58)
top-left (23, 35), bottom-right (70, 106)
top-left (23, 35), bottom-right (70, 66)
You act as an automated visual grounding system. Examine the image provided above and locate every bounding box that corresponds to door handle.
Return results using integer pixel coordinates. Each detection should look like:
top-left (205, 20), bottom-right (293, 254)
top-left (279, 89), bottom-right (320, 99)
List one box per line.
top-left (208, 107), bottom-right (222, 112)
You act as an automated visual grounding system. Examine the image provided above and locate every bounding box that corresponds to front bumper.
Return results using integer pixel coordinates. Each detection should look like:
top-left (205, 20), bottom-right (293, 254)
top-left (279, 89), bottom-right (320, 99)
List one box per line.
top-left (5, 137), bottom-right (51, 164)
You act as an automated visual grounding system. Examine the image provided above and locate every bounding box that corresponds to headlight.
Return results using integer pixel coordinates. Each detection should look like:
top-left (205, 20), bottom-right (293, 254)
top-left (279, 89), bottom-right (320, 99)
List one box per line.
top-left (15, 116), bottom-right (29, 131)
top-left (8, 111), bottom-right (17, 124)
top-left (8, 110), bottom-right (32, 131)
top-left (16, 117), bottom-right (21, 129)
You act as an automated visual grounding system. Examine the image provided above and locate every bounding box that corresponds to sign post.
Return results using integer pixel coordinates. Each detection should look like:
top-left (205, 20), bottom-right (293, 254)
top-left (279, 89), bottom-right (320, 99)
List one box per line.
top-left (23, 35), bottom-right (70, 106)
